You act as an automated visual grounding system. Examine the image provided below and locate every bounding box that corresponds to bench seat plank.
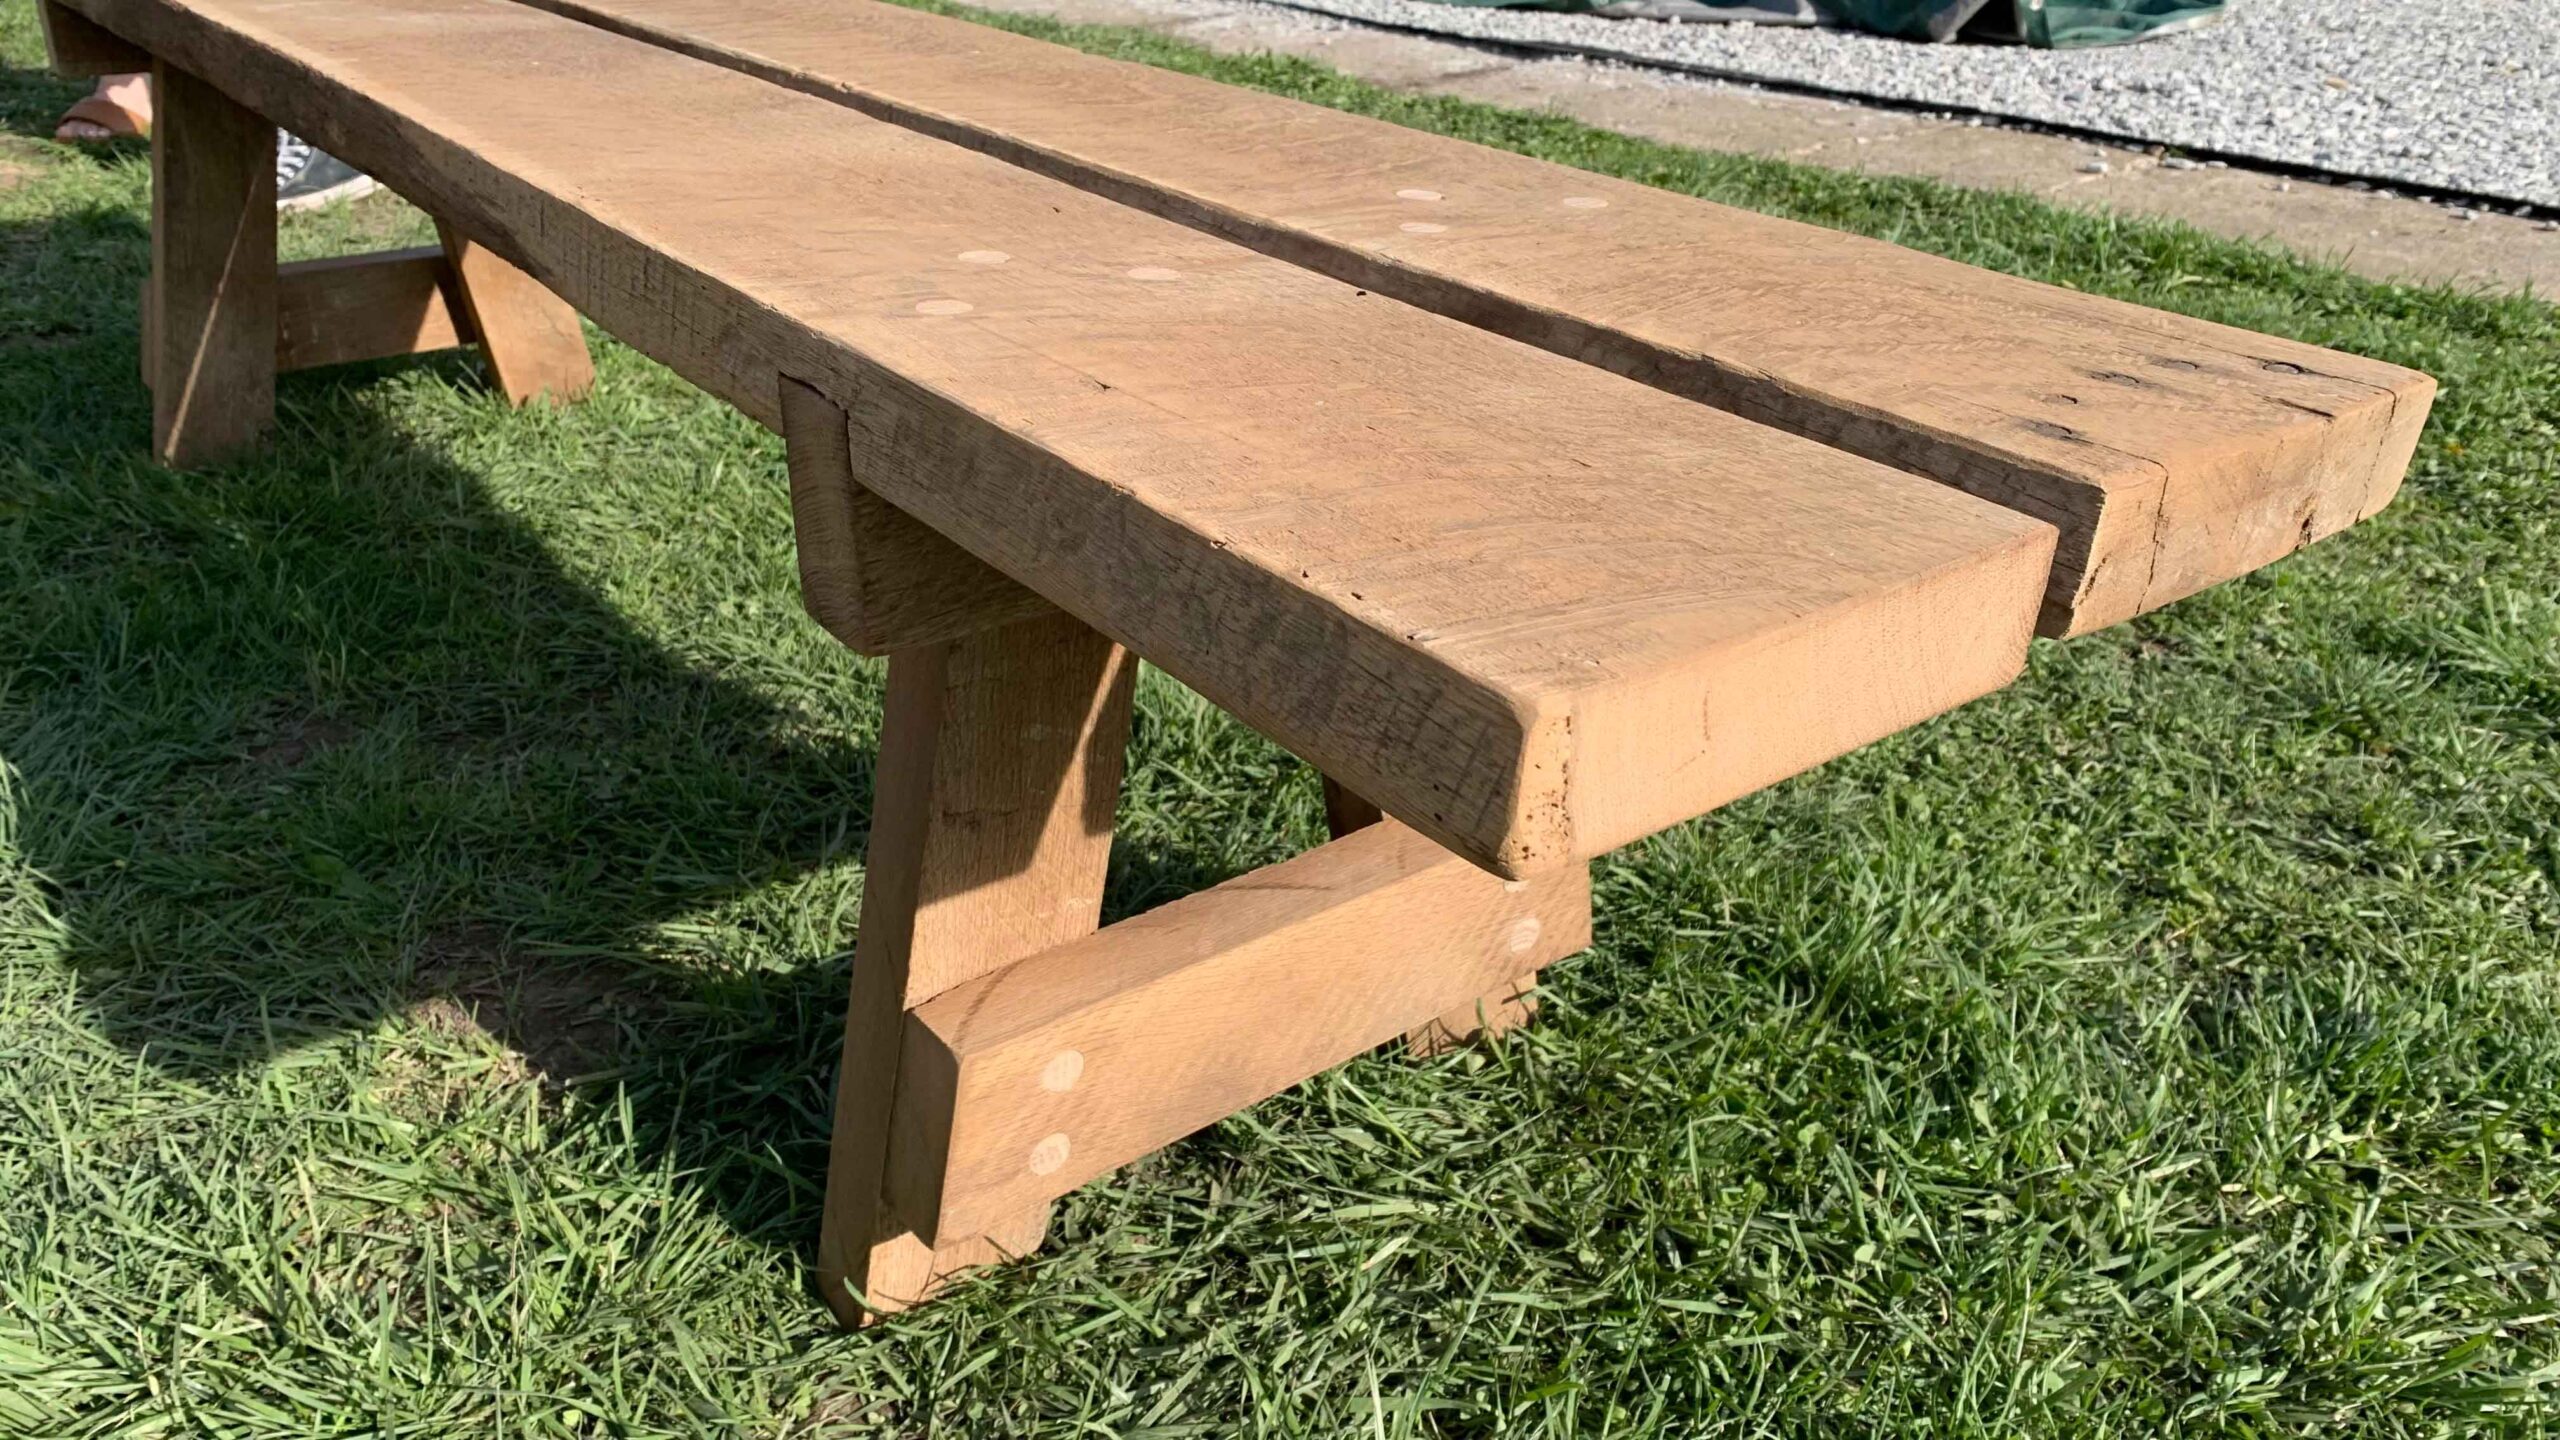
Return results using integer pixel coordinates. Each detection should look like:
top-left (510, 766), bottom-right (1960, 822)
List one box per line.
top-left (67, 0), bottom-right (2054, 876)
top-left (514, 0), bottom-right (2433, 638)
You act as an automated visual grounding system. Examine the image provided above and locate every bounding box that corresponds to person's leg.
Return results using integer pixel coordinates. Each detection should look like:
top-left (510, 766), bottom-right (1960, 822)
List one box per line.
top-left (55, 70), bottom-right (151, 141)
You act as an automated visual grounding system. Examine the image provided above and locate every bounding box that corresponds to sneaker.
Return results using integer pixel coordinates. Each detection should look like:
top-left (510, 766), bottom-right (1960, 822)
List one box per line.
top-left (275, 132), bottom-right (378, 212)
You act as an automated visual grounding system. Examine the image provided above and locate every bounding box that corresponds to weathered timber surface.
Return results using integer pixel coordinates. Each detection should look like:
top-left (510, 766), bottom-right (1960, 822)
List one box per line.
top-left (519, 0), bottom-right (2434, 638)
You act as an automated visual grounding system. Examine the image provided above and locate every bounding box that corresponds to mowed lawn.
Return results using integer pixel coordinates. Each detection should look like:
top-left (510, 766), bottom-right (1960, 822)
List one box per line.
top-left (2, 0), bottom-right (2556, 1432)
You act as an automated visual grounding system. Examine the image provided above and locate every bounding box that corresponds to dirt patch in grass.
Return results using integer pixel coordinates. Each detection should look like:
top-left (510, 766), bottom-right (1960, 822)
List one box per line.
top-left (248, 713), bottom-right (359, 768)
top-left (411, 921), bottom-right (642, 1085)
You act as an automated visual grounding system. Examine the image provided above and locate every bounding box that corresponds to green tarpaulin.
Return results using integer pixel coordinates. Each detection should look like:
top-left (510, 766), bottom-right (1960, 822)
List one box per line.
top-left (1824, 0), bottom-right (2224, 46)
top-left (1413, 0), bottom-right (2227, 47)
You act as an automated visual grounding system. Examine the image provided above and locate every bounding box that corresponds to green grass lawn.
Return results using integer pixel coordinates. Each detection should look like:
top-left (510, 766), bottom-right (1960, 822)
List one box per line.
top-left (3, 0), bottom-right (2556, 1433)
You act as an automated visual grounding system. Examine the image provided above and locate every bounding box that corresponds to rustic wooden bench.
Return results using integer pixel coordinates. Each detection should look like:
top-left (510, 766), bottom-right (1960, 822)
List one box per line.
top-left (43, 0), bottom-right (2432, 1325)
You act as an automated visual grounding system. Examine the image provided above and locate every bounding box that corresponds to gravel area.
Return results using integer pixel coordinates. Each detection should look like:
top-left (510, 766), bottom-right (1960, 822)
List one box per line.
top-left (1246, 0), bottom-right (2560, 207)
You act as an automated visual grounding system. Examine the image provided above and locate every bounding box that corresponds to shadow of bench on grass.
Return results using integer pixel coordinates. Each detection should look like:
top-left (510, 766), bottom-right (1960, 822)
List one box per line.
top-left (1, 229), bottom-right (858, 1263)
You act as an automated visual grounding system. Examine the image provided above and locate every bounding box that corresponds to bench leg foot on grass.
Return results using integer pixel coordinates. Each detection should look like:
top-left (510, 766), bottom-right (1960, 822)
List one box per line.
top-left (884, 809), bottom-right (1592, 1262)
top-left (815, 613), bottom-right (1137, 1325)
top-left (860, 1206), bottom-right (1052, 1317)
top-left (148, 57), bottom-right (275, 469)
top-left (1404, 972), bottom-right (1540, 1057)
top-left (433, 219), bottom-right (594, 406)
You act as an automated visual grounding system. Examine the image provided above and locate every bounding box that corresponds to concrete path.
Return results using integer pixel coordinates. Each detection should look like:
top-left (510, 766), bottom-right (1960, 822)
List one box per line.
top-left (969, 0), bottom-right (2560, 297)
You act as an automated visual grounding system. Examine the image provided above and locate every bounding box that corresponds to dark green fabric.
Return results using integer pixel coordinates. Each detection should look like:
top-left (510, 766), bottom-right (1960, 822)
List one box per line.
top-left (1453, 0), bottom-right (2229, 46)
top-left (2019, 0), bottom-right (2224, 47)
top-left (1818, 0), bottom-right (1983, 40)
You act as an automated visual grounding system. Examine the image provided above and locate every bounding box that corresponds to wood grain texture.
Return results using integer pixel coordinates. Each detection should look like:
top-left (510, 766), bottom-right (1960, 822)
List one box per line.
top-left (277, 246), bottom-right (473, 370)
top-left (434, 219), bottom-right (594, 405)
top-left (1320, 775), bottom-right (1536, 1053)
top-left (861, 1207), bottom-right (1048, 1318)
top-left (144, 246), bottom-right (475, 378)
top-left (39, 0), bottom-right (149, 75)
top-left (893, 819), bottom-right (1593, 1242)
top-left (780, 378), bottom-right (1055, 655)
top-left (519, 0), bottom-right (2436, 638)
top-left (815, 612), bottom-right (1135, 1324)
top-left (1405, 973), bottom-right (1540, 1058)
top-left (148, 57), bottom-right (273, 467)
top-left (70, 0), bottom-right (2054, 875)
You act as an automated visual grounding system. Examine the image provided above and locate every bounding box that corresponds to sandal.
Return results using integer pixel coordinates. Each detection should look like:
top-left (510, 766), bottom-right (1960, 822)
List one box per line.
top-left (55, 91), bottom-right (150, 143)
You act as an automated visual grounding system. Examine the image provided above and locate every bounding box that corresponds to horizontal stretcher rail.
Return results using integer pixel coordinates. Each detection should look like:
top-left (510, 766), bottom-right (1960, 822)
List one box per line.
top-left (139, 246), bottom-right (469, 376)
top-left (891, 818), bottom-right (1593, 1243)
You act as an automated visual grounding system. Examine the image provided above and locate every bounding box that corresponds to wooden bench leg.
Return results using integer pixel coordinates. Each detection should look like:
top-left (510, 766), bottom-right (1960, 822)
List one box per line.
top-left (815, 611), bottom-right (1137, 1326)
top-left (149, 59), bottom-right (275, 468)
top-left (39, 0), bottom-right (149, 76)
top-left (889, 819), bottom-right (1590, 1243)
top-left (782, 386), bottom-right (1559, 1322)
top-left (1322, 776), bottom-right (1538, 1054)
top-left (434, 220), bottom-right (594, 406)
